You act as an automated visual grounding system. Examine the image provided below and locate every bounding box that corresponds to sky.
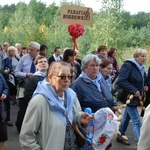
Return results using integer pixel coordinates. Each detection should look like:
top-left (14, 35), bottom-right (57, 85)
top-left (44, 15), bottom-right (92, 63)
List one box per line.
top-left (0, 0), bottom-right (150, 14)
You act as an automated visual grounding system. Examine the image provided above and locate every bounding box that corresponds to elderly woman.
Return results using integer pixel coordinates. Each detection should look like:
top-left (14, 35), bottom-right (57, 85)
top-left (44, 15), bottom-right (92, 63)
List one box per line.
top-left (70, 54), bottom-right (117, 113)
top-left (7, 46), bottom-right (19, 105)
top-left (19, 61), bottom-right (93, 150)
top-left (116, 49), bottom-right (148, 145)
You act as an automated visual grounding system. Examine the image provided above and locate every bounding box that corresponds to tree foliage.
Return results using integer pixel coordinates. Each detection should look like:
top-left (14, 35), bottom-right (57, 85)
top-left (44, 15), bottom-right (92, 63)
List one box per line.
top-left (0, 0), bottom-right (149, 56)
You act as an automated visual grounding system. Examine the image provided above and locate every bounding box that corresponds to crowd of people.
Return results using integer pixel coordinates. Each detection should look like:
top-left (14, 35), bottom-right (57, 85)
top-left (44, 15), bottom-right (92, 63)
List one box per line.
top-left (0, 41), bottom-right (150, 150)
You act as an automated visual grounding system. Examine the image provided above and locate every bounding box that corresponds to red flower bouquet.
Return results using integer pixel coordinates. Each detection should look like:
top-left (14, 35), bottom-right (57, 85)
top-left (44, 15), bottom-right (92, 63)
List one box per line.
top-left (68, 23), bottom-right (84, 50)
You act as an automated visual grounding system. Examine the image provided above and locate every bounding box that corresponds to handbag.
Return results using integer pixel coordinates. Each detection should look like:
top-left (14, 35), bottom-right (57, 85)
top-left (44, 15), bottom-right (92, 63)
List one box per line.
top-left (112, 77), bottom-right (128, 104)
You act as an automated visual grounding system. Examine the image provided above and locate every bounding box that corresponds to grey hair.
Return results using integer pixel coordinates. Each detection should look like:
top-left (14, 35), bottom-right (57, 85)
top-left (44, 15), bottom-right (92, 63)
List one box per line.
top-left (82, 54), bottom-right (101, 70)
top-left (133, 49), bottom-right (147, 58)
top-left (29, 41), bottom-right (40, 50)
top-left (7, 46), bottom-right (17, 53)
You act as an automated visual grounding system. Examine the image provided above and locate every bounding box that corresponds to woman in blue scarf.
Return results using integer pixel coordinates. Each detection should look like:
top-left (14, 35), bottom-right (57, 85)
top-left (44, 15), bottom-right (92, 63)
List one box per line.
top-left (19, 61), bottom-right (93, 150)
top-left (116, 49), bottom-right (148, 145)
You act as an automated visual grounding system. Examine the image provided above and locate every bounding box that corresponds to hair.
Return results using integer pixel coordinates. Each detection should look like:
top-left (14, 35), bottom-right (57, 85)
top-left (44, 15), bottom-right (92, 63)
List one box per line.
top-left (107, 47), bottom-right (116, 57)
top-left (133, 49), bottom-right (147, 58)
top-left (91, 50), bottom-right (98, 55)
top-left (34, 55), bottom-right (48, 65)
top-left (15, 43), bottom-right (21, 47)
top-left (63, 48), bottom-right (75, 62)
top-left (54, 46), bottom-right (61, 52)
top-left (7, 46), bottom-right (17, 53)
top-left (82, 54), bottom-right (101, 70)
top-left (97, 45), bottom-right (107, 53)
top-left (47, 61), bottom-right (70, 78)
top-left (3, 42), bottom-right (9, 47)
top-left (40, 44), bottom-right (48, 51)
top-left (21, 46), bottom-right (27, 50)
top-left (100, 58), bottom-right (113, 68)
top-left (28, 41), bottom-right (40, 50)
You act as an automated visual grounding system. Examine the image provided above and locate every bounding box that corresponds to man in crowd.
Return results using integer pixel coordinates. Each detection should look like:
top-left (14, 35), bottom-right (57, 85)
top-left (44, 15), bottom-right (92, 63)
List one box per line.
top-left (48, 46), bottom-right (62, 65)
top-left (14, 41), bottom-right (40, 132)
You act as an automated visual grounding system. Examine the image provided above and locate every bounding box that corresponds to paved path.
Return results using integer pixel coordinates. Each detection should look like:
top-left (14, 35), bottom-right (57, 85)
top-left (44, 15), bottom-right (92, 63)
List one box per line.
top-left (4, 104), bottom-right (138, 150)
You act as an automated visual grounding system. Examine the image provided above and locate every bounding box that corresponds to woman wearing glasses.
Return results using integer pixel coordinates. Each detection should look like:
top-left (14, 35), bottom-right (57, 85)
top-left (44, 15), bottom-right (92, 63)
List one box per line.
top-left (19, 61), bottom-right (93, 150)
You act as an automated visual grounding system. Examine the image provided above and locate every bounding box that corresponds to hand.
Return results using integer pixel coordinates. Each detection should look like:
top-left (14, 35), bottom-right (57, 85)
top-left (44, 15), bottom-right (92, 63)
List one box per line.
top-left (111, 75), bottom-right (115, 81)
top-left (3, 69), bottom-right (8, 74)
top-left (80, 113), bottom-right (94, 125)
top-left (26, 73), bottom-right (34, 77)
top-left (134, 91), bottom-right (140, 97)
top-left (113, 105), bottom-right (120, 111)
top-left (0, 94), bottom-right (6, 100)
top-left (144, 86), bottom-right (149, 92)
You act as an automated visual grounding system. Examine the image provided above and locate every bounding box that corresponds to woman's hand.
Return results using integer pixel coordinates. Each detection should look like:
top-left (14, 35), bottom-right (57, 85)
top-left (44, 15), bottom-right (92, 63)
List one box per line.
top-left (80, 113), bottom-right (94, 125)
top-left (0, 94), bottom-right (7, 100)
top-left (134, 91), bottom-right (140, 97)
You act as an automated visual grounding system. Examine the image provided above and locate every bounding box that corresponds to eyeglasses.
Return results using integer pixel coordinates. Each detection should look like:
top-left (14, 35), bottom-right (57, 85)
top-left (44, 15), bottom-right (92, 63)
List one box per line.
top-left (53, 74), bottom-right (73, 80)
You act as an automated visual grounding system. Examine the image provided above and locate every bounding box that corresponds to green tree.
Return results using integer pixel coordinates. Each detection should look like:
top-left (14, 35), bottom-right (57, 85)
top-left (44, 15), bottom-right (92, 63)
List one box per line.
top-left (28, 0), bottom-right (46, 24)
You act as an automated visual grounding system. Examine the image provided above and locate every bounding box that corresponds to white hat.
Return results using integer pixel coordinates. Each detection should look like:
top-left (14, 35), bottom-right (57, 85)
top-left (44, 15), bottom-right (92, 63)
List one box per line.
top-left (92, 107), bottom-right (118, 150)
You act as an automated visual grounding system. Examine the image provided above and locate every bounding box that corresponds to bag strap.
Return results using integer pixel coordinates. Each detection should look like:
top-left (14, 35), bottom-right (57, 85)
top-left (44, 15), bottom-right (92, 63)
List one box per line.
top-left (64, 95), bottom-right (86, 141)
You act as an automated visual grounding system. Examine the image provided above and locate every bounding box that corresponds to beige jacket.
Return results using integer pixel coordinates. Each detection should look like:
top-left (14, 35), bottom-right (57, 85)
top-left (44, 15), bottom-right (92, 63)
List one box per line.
top-left (138, 104), bottom-right (150, 150)
top-left (19, 94), bottom-right (83, 150)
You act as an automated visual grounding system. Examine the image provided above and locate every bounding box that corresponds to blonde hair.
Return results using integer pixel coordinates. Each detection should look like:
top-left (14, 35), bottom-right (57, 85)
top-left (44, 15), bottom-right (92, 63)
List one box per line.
top-left (7, 46), bottom-right (17, 54)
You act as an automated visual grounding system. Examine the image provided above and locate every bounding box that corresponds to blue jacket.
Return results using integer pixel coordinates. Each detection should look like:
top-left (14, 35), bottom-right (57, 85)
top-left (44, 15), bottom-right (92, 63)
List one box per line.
top-left (0, 73), bottom-right (8, 95)
top-left (70, 76), bottom-right (117, 113)
top-left (0, 73), bottom-right (8, 120)
top-left (117, 60), bottom-right (146, 107)
top-left (1, 53), bottom-right (12, 80)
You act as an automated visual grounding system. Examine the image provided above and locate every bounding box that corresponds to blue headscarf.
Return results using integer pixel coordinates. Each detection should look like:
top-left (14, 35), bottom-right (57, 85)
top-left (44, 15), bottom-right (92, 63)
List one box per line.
top-left (79, 71), bottom-right (102, 91)
top-left (33, 79), bottom-right (76, 125)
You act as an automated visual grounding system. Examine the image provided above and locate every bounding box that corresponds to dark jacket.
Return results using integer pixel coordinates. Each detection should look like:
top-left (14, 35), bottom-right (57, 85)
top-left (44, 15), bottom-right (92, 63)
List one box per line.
top-left (16, 75), bottom-right (44, 133)
top-left (24, 75), bottom-right (44, 107)
top-left (0, 73), bottom-right (9, 121)
top-left (117, 60), bottom-right (146, 107)
top-left (0, 74), bottom-right (8, 96)
top-left (48, 55), bottom-right (62, 66)
top-left (141, 67), bottom-right (150, 116)
top-left (1, 53), bottom-right (12, 80)
top-left (70, 76), bottom-right (117, 113)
